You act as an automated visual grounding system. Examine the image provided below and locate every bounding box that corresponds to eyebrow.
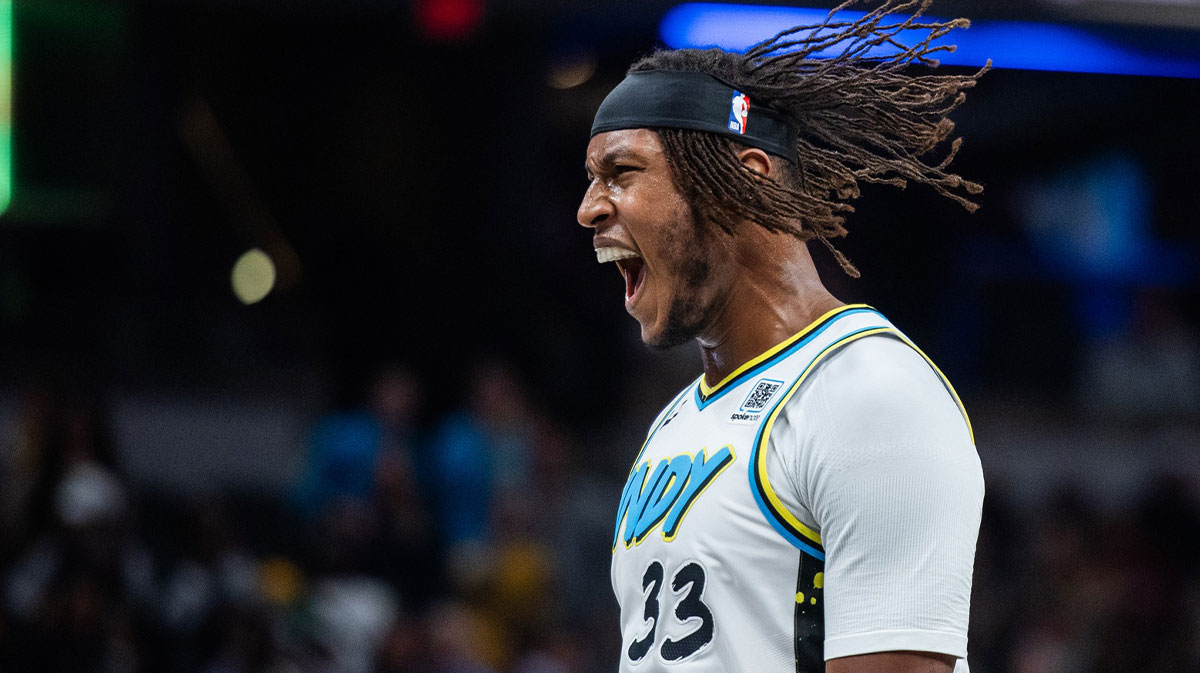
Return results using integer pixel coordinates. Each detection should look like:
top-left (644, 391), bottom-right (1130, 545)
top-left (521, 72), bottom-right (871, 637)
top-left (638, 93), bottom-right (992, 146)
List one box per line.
top-left (585, 145), bottom-right (640, 175)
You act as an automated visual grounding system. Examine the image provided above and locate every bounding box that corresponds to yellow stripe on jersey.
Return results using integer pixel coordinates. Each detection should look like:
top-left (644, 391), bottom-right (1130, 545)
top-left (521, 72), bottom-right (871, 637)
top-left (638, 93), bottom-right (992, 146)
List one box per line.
top-left (752, 327), bottom-right (974, 550)
top-left (612, 386), bottom-right (697, 553)
top-left (660, 446), bottom-right (735, 542)
top-left (885, 331), bottom-right (975, 444)
top-left (754, 327), bottom-right (894, 548)
top-left (697, 303), bottom-right (873, 399)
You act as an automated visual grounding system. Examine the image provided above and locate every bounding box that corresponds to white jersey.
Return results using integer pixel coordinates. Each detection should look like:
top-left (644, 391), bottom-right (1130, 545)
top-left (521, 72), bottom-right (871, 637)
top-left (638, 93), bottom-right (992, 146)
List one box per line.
top-left (611, 304), bottom-right (984, 673)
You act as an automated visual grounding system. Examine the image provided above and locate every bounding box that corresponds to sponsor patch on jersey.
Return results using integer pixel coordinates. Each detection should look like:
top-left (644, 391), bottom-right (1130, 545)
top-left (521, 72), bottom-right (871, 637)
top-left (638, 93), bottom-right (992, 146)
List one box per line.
top-left (728, 91), bottom-right (749, 134)
top-left (729, 378), bottom-right (783, 424)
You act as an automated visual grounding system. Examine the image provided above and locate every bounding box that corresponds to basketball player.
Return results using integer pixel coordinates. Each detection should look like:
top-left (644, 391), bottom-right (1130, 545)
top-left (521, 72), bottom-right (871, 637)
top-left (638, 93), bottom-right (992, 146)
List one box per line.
top-left (578, 2), bottom-right (987, 672)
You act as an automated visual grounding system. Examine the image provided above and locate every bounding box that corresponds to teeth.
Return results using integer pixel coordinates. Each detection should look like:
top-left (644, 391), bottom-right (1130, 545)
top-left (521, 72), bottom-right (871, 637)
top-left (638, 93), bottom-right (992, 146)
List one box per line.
top-left (596, 247), bottom-right (640, 264)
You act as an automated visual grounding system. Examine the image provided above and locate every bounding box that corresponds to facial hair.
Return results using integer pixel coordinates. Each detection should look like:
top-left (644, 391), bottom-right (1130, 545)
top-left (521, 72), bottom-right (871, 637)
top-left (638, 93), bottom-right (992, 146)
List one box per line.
top-left (645, 214), bottom-right (716, 350)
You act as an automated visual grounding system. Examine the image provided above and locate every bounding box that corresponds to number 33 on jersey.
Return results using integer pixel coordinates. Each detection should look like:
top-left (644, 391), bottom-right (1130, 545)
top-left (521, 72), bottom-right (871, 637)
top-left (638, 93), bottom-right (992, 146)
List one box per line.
top-left (610, 307), bottom-right (933, 672)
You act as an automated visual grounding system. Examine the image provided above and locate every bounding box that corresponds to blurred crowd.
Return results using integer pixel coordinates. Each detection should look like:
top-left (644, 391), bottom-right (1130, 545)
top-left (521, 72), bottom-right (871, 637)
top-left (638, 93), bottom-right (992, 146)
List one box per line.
top-left (0, 362), bottom-right (616, 673)
top-left (1, 361), bottom-right (1198, 673)
top-left (973, 480), bottom-right (1200, 673)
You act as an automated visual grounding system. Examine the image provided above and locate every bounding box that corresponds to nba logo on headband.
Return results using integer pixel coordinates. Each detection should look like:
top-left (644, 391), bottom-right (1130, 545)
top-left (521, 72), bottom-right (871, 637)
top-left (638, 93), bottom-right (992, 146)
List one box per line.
top-left (728, 92), bottom-right (749, 134)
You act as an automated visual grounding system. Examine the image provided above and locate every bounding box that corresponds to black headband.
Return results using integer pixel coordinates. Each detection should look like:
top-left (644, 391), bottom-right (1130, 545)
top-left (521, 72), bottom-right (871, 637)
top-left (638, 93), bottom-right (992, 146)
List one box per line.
top-left (590, 70), bottom-right (797, 161)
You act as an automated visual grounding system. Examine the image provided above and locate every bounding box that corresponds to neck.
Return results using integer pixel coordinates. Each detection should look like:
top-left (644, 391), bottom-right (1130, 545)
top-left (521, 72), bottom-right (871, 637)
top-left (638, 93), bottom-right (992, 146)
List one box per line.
top-left (696, 240), bottom-right (843, 390)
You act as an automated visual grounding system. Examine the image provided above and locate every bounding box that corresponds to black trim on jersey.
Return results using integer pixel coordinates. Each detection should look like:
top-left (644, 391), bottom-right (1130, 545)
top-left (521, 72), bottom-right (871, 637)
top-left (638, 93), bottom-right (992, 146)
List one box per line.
top-left (794, 552), bottom-right (825, 673)
top-left (661, 449), bottom-right (735, 539)
top-left (695, 306), bottom-right (872, 405)
top-left (631, 471), bottom-right (679, 546)
top-left (751, 465), bottom-right (825, 557)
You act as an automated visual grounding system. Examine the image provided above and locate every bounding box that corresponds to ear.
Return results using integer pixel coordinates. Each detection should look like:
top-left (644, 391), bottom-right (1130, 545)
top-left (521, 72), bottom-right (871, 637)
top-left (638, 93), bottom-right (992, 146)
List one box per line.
top-left (737, 147), bottom-right (773, 179)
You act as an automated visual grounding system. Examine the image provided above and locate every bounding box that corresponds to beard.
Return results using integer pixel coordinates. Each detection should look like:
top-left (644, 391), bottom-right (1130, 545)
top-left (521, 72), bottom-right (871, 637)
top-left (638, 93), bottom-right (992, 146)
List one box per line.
top-left (644, 218), bottom-right (716, 350)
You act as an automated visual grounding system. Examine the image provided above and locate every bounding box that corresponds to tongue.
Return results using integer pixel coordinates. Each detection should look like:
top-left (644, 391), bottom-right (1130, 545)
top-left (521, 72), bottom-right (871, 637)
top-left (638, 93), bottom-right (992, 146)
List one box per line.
top-left (624, 259), bottom-right (644, 300)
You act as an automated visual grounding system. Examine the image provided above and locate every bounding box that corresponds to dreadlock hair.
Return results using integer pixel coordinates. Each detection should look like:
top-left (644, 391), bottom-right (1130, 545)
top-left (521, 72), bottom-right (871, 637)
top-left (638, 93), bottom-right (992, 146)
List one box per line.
top-left (630, 0), bottom-right (989, 277)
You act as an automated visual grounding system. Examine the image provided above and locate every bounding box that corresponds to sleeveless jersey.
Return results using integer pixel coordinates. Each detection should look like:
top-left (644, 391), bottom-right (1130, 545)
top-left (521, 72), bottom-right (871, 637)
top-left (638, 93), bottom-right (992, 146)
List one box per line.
top-left (610, 304), bottom-right (976, 672)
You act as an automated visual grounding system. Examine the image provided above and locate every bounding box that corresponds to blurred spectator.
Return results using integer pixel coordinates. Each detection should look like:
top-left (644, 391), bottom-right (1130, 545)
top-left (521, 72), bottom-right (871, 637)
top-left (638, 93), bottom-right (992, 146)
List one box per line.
top-left (293, 363), bottom-right (438, 603)
top-left (1, 390), bottom-right (122, 559)
top-left (308, 575), bottom-right (399, 673)
top-left (1078, 290), bottom-right (1200, 417)
top-left (971, 479), bottom-right (1200, 673)
top-left (2, 395), bottom-right (156, 673)
top-left (0, 386), bottom-right (54, 559)
top-left (428, 359), bottom-right (535, 591)
top-left (510, 629), bottom-right (585, 673)
top-left (373, 615), bottom-right (428, 673)
top-left (427, 601), bottom-right (500, 673)
top-left (294, 364), bottom-right (426, 519)
top-left (371, 441), bottom-right (439, 608)
top-left (4, 359), bottom-right (1200, 673)
top-left (159, 497), bottom-right (260, 669)
top-left (199, 607), bottom-right (276, 673)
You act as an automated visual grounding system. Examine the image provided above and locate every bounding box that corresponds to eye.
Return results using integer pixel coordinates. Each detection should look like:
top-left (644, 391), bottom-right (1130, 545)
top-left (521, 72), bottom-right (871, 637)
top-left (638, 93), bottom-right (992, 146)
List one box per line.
top-left (614, 164), bottom-right (640, 175)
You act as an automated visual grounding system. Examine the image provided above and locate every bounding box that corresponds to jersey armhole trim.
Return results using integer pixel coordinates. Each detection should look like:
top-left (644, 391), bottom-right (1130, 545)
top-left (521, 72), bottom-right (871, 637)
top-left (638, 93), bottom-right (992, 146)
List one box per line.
top-left (748, 326), bottom-right (894, 559)
top-left (748, 326), bottom-right (975, 560)
top-left (883, 332), bottom-right (975, 444)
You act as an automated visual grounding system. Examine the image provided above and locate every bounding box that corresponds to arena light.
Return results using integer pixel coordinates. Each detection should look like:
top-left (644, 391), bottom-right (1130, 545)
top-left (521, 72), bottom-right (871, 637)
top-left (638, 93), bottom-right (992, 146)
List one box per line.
top-left (548, 49), bottom-right (598, 90)
top-left (0, 0), bottom-right (12, 216)
top-left (660, 3), bottom-right (1200, 79)
top-left (414, 0), bottom-right (484, 42)
top-left (231, 248), bottom-right (276, 305)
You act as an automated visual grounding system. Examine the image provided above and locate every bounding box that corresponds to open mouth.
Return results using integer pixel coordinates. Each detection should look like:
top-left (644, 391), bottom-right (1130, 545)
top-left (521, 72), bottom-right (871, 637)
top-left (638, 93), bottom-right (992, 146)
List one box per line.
top-left (615, 257), bottom-right (646, 303)
top-left (595, 247), bottom-right (646, 305)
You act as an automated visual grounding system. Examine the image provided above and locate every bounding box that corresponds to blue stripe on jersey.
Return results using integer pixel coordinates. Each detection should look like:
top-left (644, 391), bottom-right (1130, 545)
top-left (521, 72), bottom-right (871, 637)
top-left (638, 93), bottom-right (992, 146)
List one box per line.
top-left (693, 307), bottom-right (881, 411)
top-left (746, 325), bottom-right (898, 560)
top-left (748, 438), bottom-right (827, 563)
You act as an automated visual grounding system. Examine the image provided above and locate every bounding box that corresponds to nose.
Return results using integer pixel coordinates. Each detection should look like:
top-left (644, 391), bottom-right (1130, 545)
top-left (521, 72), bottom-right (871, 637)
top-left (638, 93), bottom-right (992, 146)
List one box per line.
top-left (577, 181), bottom-right (613, 229)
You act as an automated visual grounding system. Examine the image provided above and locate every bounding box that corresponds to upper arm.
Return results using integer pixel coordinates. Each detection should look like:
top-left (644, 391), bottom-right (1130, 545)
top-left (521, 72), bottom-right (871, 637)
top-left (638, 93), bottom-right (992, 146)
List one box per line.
top-left (767, 335), bottom-right (983, 663)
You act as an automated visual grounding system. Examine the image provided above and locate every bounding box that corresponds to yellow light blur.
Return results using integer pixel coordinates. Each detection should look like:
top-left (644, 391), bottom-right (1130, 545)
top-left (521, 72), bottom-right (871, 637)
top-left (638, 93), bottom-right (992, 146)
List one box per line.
top-left (231, 248), bottom-right (276, 305)
top-left (547, 51), bottom-right (597, 90)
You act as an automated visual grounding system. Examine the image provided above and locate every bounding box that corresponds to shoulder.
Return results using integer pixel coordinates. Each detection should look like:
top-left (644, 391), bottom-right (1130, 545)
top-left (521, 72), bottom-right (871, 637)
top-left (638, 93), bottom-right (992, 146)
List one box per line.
top-left (812, 332), bottom-right (950, 404)
top-left (781, 333), bottom-right (976, 468)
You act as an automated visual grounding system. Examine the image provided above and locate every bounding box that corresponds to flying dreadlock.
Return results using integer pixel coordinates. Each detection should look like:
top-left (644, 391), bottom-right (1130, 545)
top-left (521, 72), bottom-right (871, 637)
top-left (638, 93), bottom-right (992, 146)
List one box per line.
top-left (630, 0), bottom-right (990, 277)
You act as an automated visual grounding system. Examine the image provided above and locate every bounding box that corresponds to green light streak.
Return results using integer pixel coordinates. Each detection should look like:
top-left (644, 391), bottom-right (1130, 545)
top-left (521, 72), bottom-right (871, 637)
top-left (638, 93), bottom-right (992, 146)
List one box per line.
top-left (0, 0), bottom-right (10, 217)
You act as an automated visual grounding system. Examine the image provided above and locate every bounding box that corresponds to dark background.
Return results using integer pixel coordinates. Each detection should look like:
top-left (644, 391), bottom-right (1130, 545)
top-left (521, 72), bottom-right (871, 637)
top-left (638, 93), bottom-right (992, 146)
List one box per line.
top-left (1, 1), bottom-right (1198, 672)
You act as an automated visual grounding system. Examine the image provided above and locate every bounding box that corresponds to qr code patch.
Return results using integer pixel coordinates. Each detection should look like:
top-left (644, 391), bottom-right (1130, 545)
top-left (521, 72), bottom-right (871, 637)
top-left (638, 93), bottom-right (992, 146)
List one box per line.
top-left (741, 379), bottom-right (783, 412)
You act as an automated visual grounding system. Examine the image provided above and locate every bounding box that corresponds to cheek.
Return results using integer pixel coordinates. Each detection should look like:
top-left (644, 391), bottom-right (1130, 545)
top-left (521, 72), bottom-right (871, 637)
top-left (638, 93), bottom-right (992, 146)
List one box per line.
top-left (659, 216), bottom-right (716, 290)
